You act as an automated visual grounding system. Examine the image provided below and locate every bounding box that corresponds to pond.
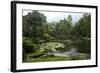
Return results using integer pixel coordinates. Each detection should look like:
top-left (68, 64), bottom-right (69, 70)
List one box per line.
top-left (39, 39), bottom-right (91, 59)
top-left (61, 39), bottom-right (91, 53)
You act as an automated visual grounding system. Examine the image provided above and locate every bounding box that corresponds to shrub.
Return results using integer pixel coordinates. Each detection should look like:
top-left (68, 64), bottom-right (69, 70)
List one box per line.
top-left (23, 37), bottom-right (38, 53)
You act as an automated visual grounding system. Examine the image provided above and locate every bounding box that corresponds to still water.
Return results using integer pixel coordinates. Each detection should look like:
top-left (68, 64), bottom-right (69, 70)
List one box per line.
top-left (45, 39), bottom-right (91, 59)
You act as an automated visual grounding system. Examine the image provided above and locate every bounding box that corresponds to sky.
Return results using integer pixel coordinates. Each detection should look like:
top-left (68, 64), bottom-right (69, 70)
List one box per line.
top-left (23, 10), bottom-right (84, 23)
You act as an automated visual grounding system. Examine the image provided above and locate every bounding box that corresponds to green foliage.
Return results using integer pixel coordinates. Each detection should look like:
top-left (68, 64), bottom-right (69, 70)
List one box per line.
top-left (53, 15), bottom-right (73, 39)
top-left (43, 33), bottom-right (50, 41)
top-left (23, 37), bottom-right (38, 53)
top-left (73, 13), bottom-right (91, 39)
top-left (67, 15), bottom-right (72, 23)
top-left (23, 10), bottom-right (46, 38)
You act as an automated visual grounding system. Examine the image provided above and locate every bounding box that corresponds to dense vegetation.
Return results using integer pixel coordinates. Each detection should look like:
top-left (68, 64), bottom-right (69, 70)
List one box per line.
top-left (22, 10), bottom-right (91, 62)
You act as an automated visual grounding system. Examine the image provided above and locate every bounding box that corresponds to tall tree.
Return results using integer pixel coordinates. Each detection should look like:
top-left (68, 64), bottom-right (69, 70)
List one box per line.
top-left (23, 10), bottom-right (47, 59)
top-left (23, 10), bottom-right (46, 38)
top-left (74, 13), bottom-right (91, 39)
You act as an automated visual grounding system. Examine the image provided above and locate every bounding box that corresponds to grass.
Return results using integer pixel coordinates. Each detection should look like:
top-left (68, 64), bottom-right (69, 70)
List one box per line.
top-left (23, 53), bottom-right (90, 63)
top-left (24, 56), bottom-right (69, 62)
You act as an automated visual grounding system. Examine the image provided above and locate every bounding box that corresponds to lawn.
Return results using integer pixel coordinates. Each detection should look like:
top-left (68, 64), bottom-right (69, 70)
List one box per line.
top-left (23, 53), bottom-right (89, 63)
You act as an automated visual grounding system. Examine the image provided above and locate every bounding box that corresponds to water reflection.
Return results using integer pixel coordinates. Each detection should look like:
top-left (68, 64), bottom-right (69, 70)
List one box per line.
top-left (59, 39), bottom-right (91, 53)
top-left (55, 39), bottom-right (91, 59)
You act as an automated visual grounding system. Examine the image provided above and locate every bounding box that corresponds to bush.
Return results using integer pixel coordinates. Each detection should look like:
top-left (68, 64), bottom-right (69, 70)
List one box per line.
top-left (23, 37), bottom-right (38, 53)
